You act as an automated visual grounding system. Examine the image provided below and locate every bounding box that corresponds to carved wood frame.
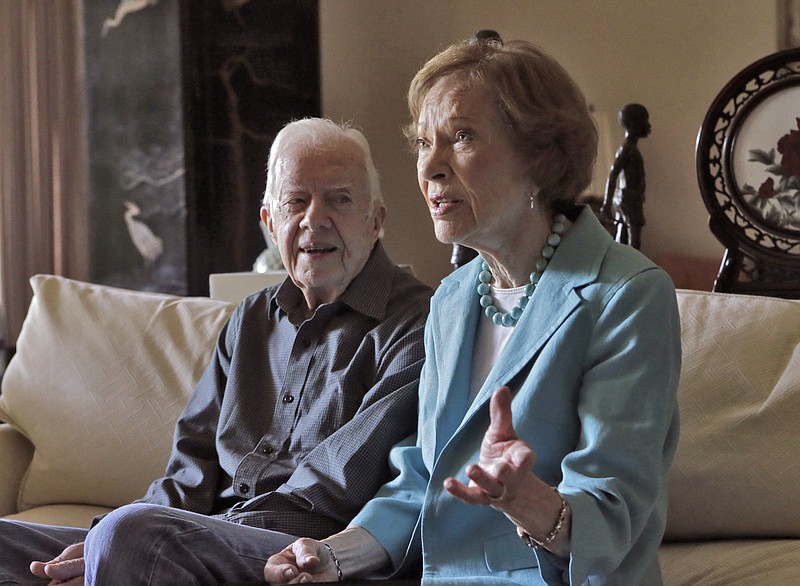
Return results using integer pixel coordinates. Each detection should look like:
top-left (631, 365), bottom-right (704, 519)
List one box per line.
top-left (696, 47), bottom-right (800, 298)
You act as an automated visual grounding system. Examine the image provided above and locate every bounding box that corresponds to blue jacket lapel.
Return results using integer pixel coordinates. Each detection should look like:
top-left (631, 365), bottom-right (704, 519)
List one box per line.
top-left (455, 207), bottom-right (613, 429)
top-left (428, 263), bottom-right (481, 455)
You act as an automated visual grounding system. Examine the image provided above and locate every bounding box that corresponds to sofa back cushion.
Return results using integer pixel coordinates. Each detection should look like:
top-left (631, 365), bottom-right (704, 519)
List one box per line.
top-left (0, 275), bottom-right (235, 512)
top-left (665, 289), bottom-right (800, 540)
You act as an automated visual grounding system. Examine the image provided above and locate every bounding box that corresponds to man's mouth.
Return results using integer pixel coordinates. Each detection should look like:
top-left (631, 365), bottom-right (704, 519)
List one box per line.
top-left (300, 246), bottom-right (337, 255)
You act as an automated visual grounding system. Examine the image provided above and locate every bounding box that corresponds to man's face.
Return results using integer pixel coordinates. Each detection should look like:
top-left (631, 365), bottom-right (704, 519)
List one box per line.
top-left (262, 140), bottom-right (385, 309)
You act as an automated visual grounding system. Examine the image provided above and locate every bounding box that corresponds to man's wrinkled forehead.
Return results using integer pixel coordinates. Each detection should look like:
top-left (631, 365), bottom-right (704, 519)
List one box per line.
top-left (276, 142), bottom-right (368, 191)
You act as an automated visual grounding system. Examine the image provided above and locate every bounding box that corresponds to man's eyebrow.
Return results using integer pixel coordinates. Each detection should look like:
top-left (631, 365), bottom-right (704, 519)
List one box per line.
top-left (278, 183), bottom-right (306, 193)
top-left (326, 183), bottom-right (355, 191)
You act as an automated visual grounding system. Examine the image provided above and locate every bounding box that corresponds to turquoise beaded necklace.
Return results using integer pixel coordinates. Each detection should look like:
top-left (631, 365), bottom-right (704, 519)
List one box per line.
top-left (477, 213), bottom-right (566, 327)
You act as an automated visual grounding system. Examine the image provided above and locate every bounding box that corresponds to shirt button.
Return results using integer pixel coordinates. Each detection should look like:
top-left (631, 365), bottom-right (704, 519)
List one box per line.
top-left (239, 482), bottom-right (249, 494)
top-left (282, 394), bottom-right (294, 404)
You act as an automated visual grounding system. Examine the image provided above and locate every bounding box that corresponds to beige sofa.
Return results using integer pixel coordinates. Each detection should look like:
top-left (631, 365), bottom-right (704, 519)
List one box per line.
top-left (658, 288), bottom-right (800, 584)
top-left (0, 275), bottom-right (235, 528)
top-left (1, 275), bottom-right (799, 585)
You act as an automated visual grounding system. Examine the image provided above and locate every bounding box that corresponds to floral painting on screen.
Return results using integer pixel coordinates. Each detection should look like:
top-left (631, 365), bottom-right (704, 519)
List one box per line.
top-left (741, 117), bottom-right (800, 232)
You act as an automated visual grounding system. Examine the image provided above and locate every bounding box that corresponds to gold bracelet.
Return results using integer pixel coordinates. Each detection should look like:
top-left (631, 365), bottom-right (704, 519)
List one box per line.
top-left (517, 487), bottom-right (568, 550)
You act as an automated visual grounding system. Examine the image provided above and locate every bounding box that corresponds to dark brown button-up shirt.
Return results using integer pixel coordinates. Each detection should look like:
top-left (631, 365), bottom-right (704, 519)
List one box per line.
top-left (139, 243), bottom-right (432, 539)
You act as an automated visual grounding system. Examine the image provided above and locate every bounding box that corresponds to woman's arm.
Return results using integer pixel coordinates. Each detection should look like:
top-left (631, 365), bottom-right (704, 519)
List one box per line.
top-left (264, 526), bottom-right (389, 583)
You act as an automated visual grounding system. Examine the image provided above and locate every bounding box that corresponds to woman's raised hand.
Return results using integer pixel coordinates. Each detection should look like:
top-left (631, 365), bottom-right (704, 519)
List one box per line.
top-left (264, 538), bottom-right (339, 584)
top-left (443, 386), bottom-right (537, 511)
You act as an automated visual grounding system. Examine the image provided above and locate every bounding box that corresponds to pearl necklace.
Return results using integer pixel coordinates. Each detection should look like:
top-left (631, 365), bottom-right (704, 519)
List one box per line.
top-left (477, 213), bottom-right (566, 327)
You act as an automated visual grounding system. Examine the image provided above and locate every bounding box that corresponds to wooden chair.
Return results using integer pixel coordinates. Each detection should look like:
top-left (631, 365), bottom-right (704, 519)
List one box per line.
top-left (696, 47), bottom-right (800, 298)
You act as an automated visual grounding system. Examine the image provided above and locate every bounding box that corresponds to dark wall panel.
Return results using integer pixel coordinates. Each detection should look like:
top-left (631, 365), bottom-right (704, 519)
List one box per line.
top-left (82, 0), bottom-right (320, 296)
top-left (84, 0), bottom-right (186, 293)
top-left (182, 0), bottom-right (321, 295)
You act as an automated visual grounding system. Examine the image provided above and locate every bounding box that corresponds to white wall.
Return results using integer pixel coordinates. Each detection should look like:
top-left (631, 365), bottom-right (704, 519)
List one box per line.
top-left (321, 0), bottom-right (778, 288)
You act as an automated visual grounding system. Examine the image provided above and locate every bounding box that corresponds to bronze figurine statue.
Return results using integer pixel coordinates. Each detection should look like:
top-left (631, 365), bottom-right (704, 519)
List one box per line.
top-left (601, 103), bottom-right (651, 249)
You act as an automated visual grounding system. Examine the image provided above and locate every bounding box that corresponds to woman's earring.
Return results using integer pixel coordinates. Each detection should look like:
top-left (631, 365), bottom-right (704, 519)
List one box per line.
top-left (529, 188), bottom-right (542, 209)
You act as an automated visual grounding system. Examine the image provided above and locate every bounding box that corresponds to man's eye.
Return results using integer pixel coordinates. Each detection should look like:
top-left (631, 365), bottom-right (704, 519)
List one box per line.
top-left (334, 194), bottom-right (352, 204)
top-left (456, 131), bottom-right (471, 142)
top-left (282, 198), bottom-right (306, 210)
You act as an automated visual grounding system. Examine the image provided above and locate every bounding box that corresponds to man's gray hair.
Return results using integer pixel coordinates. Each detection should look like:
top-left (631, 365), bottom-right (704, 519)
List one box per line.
top-left (262, 118), bottom-right (383, 213)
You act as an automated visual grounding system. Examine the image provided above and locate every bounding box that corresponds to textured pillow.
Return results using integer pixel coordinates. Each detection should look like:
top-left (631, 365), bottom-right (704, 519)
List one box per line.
top-left (0, 275), bottom-right (235, 511)
top-left (664, 290), bottom-right (800, 540)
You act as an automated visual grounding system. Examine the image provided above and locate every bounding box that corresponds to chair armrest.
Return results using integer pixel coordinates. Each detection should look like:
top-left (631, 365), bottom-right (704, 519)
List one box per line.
top-left (0, 422), bottom-right (33, 516)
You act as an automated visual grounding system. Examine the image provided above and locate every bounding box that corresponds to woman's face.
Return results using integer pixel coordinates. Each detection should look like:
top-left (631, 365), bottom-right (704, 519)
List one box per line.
top-left (415, 75), bottom-right (535, 251)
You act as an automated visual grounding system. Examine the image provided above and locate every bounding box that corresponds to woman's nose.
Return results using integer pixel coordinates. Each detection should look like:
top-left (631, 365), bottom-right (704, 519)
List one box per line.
top-left (418, 144), bottom-right (450, 182)
top-left (299, 198), bottom-right (331, 230)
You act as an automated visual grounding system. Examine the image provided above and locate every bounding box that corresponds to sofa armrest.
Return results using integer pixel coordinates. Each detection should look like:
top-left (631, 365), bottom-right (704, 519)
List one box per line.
top-left (0, 422), bottom-right (33, 516)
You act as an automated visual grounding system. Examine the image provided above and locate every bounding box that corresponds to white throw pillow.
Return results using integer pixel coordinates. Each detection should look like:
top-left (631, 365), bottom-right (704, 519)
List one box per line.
top-left (665, 289), bottom-right (800, 539)
top-left (0, 275), bottom-right (235, 511)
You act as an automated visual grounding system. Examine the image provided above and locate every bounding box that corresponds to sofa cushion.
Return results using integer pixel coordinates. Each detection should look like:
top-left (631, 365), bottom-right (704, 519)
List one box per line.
top-left (0, 423), bottom-right (33, 517)
top-left (3, 504), bottom-right (114, 529)
top-left (665, 290), bottom-right (800, 540)
top-left (660, 539), bottom-right (800, 586)
top-left (0, 275), bottom-right (235, 512)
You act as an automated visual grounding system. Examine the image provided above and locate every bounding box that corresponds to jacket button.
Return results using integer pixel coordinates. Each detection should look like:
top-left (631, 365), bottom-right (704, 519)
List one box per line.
top-left (239, 483), bottom-right (249, 494)
top-left (282, 394), bottom-right (294, 404)
top-left (262, 445), bottom-right (273, 454)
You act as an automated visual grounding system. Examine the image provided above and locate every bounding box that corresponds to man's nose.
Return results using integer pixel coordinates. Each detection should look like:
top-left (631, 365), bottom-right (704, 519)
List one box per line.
top-left (299, 198), bottom-right (332, 230)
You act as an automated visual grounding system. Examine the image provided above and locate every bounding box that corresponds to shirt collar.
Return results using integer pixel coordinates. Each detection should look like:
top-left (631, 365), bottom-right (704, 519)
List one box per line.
top-left (269, 241), bottom-right (395, 322)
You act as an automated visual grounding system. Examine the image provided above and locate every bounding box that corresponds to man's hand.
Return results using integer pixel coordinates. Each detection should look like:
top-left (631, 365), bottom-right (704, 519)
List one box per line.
top-left (443, 386), bottom-right (537, 509)
top-left (30, 541), bottom-right (85, 585)
top-left (264, 538), bottom-right (339, 584)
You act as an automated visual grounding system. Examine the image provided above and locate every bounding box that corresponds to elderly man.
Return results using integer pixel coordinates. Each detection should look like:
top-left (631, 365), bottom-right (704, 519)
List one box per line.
top-left (0, 118), bottom-right (432, 585)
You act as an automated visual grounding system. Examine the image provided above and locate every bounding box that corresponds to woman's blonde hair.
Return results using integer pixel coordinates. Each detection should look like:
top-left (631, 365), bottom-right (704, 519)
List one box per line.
top-left (406, 37), bottom-right (597, 212)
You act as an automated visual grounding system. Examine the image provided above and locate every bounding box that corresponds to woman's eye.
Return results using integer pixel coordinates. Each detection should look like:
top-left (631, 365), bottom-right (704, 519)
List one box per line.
top-left (415, 138), bottom-right (430, 150)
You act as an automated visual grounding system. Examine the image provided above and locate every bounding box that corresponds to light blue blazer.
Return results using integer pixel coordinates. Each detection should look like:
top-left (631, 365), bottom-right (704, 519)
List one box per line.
top-left (353, 207), bottom-right (681, 585)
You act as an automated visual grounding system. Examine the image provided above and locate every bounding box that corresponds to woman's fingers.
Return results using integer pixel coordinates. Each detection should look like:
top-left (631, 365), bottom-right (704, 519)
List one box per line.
top-left (446, 387), bottom-right (539, 510)
top-left (486, 387), bottom-right (516, 442)
top-left (443, 477), bottom-right (489, 504)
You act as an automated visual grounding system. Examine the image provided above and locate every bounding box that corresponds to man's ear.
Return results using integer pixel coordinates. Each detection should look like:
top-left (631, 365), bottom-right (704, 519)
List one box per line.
top-left (373, 205), bottom-right (387, 238)
top-left (261, 205), bottom-right (278, 245)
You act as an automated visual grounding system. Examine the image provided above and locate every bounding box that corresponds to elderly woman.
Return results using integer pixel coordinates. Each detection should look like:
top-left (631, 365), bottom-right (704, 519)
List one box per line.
top-left (265, 35), bottom-right (680, 586)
